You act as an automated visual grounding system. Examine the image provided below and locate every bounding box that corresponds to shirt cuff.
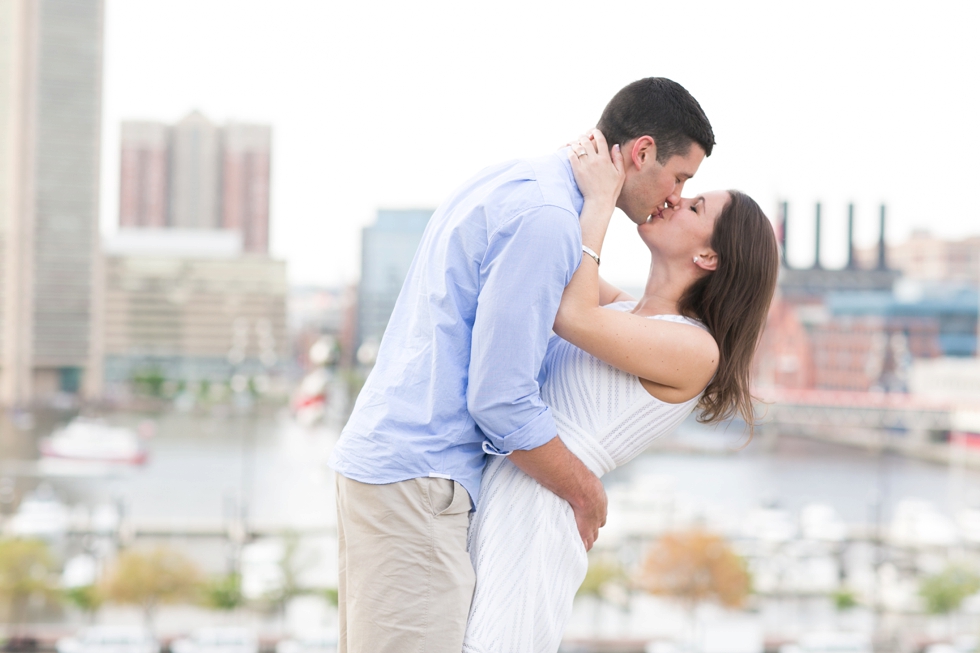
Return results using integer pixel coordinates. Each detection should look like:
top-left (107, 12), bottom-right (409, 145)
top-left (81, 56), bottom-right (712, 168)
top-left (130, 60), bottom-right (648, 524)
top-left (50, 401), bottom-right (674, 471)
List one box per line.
top-left (482, 441), bottom-right (511, 457)
top-left (482, 409), bottom-right (557, 456)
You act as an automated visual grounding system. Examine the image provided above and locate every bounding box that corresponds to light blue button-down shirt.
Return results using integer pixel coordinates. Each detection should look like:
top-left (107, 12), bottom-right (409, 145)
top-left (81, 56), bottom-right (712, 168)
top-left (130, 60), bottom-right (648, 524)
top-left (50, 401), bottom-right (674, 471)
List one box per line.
top-left (328, 151), bottom-right (584, 508)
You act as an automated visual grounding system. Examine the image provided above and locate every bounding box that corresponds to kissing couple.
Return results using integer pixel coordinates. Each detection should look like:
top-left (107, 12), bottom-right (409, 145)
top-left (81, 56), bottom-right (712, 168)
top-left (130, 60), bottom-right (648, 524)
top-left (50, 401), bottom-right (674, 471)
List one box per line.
top-left (328, 77), bottom-right (780, 653)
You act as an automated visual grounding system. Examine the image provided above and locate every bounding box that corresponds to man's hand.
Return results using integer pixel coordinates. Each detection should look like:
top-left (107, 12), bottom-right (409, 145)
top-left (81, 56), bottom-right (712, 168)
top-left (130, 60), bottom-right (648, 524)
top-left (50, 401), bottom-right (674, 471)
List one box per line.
top-left (570, 472), bottom-right (607, 551)
top-left (508, 436), bottom-right (608, 551)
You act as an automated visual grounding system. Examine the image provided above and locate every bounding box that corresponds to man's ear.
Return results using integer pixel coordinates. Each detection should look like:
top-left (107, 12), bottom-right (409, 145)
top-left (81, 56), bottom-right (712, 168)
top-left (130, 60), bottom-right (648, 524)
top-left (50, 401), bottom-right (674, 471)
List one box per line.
top-left (695, 251), bottom-right (718, 272)
top-left (629, 136), bottom-right (657, 170)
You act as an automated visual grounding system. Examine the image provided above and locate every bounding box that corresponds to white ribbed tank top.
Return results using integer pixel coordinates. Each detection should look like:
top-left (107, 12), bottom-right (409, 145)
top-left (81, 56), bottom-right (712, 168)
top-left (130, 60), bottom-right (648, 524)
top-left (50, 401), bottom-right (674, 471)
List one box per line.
top-left (463, 301), bottom-right (707, 653)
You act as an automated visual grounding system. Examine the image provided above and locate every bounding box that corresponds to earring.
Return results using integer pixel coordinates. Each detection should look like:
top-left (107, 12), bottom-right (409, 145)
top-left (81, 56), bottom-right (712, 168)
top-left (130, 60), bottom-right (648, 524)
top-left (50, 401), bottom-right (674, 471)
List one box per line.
top-left (693, 256), bottom-right (700, 264)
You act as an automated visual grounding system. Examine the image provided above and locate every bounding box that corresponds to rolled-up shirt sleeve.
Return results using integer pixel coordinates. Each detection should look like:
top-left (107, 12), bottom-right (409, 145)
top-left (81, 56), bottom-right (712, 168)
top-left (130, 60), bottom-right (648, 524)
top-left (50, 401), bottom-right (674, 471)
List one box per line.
top-left (467, 204), bottom-right (581, 454)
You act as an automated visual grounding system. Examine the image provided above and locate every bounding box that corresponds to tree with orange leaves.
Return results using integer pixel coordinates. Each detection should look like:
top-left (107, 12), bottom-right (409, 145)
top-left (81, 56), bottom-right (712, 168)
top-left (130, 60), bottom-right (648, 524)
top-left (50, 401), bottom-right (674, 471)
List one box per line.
top-left (102, 546), bottom-right (201, 629)
top-left (635, 529), bottom-right (750, 612)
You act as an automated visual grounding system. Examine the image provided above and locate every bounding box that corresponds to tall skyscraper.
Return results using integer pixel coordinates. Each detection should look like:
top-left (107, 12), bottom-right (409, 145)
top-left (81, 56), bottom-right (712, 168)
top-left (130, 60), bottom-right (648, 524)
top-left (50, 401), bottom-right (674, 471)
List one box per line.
top-left (357, 209), bottom-right (433, 349)
top-left (222, 122), bottom-right (270, 253)
top-left (170, 110), bottom-right (221, 230)
top-left (119, 121), bottom-right (169, 228)
top-left (0, 0), bottom-right (104, 405)
top-left (118, 113), bottom-right (271, 253)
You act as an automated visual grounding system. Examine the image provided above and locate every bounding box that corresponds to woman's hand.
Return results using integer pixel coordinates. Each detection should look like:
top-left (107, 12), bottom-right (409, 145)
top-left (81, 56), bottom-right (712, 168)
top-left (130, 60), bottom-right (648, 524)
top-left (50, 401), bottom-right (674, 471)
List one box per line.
top-left (568, 129), bottom-right (624, 209)
top-left (566, 129), bottom-right (623, 267)
top-left (554, 129), bottom-right (625, 342)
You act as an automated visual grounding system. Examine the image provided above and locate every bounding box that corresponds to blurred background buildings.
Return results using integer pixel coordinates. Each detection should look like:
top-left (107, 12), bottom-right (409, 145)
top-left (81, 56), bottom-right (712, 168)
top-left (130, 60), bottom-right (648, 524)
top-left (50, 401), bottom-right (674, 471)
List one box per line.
top-left (0, 0), bottom-right (104, 406)
top-left (120, 112), bottom-right (271, 253)
top-left (858, 232), bottom-right (980, 287)
top-left (757, 203), bottom-right (979, 398)
top-left (109, 112), bottom-right (281, 398)
top-left (101, 229), bottom-right (287, 394)
top-left (1, 1), bottom-right (284, 408)
top-left (355, 208), bottom-right (432, 352)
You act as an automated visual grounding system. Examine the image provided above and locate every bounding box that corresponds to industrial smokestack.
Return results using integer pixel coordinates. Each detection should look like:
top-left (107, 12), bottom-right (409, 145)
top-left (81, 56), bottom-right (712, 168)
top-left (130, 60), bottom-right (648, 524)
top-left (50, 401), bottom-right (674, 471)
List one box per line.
top-left (877, 204), bottom-right (887, 270)
top-left (813, 202), bottom-right (823, 269)
top-left (846, 203), bottom-right (856, 269)
top-left (779, 201), bottom-right (789, 268)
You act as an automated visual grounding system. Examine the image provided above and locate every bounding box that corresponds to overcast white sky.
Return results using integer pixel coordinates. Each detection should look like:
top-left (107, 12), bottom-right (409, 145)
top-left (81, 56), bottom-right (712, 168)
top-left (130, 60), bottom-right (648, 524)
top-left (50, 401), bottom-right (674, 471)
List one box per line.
top-left (101, 0), bottom-right (980, 288)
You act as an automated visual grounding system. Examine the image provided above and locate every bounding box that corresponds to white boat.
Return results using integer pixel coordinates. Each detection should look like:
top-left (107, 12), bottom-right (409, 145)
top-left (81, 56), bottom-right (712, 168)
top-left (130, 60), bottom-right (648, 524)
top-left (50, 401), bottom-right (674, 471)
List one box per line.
top-left (8, 483), bottom-right (70, 537)
top-left (62, 553), bottom-right (99, 588)
top-left (956, 508), bottom-right (980, 544)
top-left (741, 506), bottom-right (797, 543)
top-left (39, 419), bottom-right (148, 465)
top-left (800, 502), bottom-right (848, 542)
top-left (889, 498), bottom-right (958, 547)
top-left (241, 538), bottom-right (286, 600)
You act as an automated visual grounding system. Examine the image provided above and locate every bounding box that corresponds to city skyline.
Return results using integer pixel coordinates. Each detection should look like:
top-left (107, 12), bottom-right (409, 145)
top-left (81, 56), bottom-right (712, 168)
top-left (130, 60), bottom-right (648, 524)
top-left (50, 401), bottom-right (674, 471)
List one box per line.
top-left (100, 1), bottom-right (980, 288)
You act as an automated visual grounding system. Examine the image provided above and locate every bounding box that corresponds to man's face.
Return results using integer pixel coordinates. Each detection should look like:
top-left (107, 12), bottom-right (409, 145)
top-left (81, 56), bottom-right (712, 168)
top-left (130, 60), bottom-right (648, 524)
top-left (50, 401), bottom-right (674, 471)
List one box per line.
top-left (617, 140), bottom-right (707, 225)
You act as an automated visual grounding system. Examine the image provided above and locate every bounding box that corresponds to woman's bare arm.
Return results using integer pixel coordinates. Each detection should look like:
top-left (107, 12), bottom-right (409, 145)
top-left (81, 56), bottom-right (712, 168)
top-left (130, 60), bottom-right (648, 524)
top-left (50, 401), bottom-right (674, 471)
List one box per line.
top-left (556, 131), bottom-right (718, 399)
top-left (556, 290), bottom-right (718, 398)
top-left (599, 277), bottom-right (634, 305)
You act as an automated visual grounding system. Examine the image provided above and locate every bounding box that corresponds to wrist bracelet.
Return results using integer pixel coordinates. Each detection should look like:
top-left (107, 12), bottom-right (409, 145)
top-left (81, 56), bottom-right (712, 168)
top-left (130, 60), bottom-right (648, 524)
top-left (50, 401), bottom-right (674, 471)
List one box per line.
top-left (582, 245), bottom-right (600, 266)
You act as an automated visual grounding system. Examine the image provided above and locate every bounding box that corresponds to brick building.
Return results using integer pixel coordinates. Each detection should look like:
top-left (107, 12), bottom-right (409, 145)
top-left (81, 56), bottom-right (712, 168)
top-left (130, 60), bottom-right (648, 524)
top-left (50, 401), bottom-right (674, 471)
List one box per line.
top-left (118, 112), bottom-right (271, 253)
top-left (119, 122), bottom-right (169, 228)
top-left (757, 203), bottom-right (976, 396)
top-left (221, 123), bottom-right (271, 253)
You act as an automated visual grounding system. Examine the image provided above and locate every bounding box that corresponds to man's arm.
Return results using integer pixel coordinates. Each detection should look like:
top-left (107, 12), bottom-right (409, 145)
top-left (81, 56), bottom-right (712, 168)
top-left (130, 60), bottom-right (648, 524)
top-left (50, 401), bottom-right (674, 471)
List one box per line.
top-left (467, 205), bottom-right (606, 549)
top-left (509, 437), bottom-right (607, 550)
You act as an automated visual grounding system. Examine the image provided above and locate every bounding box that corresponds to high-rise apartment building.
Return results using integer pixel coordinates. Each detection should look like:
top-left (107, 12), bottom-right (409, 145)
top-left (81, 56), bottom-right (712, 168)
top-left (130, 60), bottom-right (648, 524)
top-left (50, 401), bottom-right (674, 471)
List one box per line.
top-left (222, 122), bottom-right (270, 253)
top-left (119, 113), bottom-right (271, 253)
top-left (170, 110), bottom-right (221, 230)
top-left (357, 209), bottom-right (433, 349)
top-left (119, 121), bottom-right (168, 228)
top-left (0, 0), bottom-right (104, 405)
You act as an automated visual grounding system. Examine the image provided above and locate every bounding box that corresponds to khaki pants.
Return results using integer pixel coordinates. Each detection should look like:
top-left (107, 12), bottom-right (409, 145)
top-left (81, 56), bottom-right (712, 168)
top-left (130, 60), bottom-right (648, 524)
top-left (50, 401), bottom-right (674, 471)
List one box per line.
top-left (336, 474), bottom-right (475, 653)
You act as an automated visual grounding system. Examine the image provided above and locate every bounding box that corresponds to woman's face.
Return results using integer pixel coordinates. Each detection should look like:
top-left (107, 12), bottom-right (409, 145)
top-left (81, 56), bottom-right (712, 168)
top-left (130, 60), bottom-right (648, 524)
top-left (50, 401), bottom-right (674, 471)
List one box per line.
top-left (637, 190), bottom-right (730, 261)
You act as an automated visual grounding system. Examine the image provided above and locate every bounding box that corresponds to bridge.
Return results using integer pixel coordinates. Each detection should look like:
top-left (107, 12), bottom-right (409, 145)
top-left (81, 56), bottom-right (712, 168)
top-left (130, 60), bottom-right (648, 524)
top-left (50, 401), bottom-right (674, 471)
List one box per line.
top-left (750, 388), bottom-right (980, 467)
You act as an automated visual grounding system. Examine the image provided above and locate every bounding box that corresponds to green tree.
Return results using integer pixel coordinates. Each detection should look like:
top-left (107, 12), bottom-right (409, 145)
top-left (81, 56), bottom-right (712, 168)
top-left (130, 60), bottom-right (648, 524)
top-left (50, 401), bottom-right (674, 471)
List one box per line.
top-left (132, 368), bottom-right (167, 397)
top-left (0, 539), bottom-right (59, 634)
top-left (249, 533), bottom-right (320, 620)
top-left (577, 552), bottom-right (628, 634)
top-left (64, 585), bottom-right (103, 622)
top-left (202, 573), bottom-right (244, 611)
top-left (320, 587), bottom-right (338, 607)
top-left (920, 566), bottom-right (980, 615)
top-left (832, 588), bottom-right (858, 611)
top-left (577, 552), bottom-right (626, 598)
top-left (270, 533), bottom-right (317, 612)
top-left (102, 547), bottom-right (201, 628)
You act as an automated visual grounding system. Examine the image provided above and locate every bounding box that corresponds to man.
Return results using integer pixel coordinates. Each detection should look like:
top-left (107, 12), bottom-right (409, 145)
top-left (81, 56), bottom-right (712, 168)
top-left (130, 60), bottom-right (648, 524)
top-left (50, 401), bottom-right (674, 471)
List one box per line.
top-left (329, 77), bottom-right (715, 653)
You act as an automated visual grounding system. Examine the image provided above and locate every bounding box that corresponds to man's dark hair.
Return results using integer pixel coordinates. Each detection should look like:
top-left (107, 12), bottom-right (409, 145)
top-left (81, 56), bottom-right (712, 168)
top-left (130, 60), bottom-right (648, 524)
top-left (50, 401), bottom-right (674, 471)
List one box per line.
top-left (597, 77), bottom-right (715, 163)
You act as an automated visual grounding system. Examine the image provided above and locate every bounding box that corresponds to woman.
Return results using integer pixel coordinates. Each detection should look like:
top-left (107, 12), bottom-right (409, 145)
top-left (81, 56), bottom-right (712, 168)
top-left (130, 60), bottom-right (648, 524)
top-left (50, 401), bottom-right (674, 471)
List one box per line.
top-left (462, 131), bottom-right (780, 653)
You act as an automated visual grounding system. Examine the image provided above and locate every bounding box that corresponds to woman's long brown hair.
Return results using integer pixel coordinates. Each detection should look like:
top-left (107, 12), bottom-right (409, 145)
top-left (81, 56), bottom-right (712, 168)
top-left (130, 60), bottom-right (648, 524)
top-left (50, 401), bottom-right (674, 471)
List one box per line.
top-left (677, 191), bottom-right (779, 431)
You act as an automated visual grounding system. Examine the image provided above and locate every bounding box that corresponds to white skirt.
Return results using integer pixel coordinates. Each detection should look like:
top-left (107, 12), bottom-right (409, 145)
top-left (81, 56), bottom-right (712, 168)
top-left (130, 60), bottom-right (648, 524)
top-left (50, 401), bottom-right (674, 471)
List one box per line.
top-left (462, 454), bottom-right (589, 653)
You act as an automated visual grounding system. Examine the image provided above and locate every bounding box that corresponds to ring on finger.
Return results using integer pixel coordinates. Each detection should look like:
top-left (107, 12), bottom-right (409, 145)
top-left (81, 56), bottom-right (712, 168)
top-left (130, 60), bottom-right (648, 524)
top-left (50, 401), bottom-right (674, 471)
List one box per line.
top-left (575, 149), bottom-right (588, 157)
